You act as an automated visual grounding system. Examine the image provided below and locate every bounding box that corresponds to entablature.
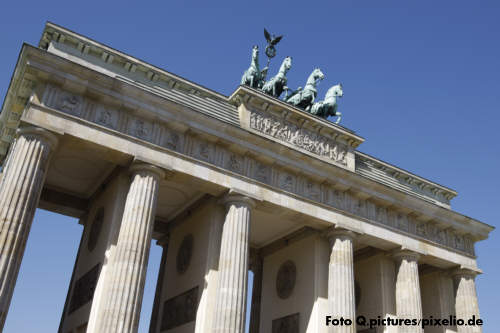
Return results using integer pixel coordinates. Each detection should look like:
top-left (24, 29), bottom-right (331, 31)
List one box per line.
top-left (0, 26), bottom-right (494, 264)
top-left (30, 22), bottom-right (459, 209)
top-left (6, 45), bottom-right (493, 260)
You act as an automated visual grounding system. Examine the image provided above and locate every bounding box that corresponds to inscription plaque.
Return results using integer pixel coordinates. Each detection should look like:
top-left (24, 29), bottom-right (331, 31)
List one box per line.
top-left (68, 263), bottom-right (101, 314)
top-left (272, 313), bottom-right (299, 333)
top-left (160, 286), bottom-right (199, 330)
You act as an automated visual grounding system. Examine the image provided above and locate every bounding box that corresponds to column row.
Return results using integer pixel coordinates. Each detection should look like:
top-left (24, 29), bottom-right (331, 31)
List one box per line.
top-left (0, 125), bottom-right (484, 333)
top-left (326, 229), bottom-right (483, 333)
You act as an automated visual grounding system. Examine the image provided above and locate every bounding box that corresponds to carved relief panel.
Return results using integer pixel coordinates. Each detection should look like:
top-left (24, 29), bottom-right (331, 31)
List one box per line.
top-left (249, 109), bottom-right (350, 168)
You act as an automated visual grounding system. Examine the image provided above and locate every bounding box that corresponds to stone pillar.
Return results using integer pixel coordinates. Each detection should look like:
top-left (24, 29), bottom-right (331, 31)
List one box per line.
top-left (0, 126), bottom-right (58, 329)
top-left (249, 250), bottom-right (263, 333)
top-left (212, 192), bottom-right (255, 333)
top-left (149, 234), bottom-right (169, 333)
top-left (393, 250), bottom-right (423, 333)
top-left (96, 163), bottom-right (164, 333)
top-left (327, 228), bottom-right (356, 333)
top-left (452, 269), bottom-right (482, 333)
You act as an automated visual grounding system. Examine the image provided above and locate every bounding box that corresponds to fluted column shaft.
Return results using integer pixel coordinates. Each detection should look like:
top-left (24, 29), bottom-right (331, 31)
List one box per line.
top-left (0, 126), bottom-right (58, 329)
top-left (212, 193), bottom-right (255, 333)
top-left (453, 269), bottom-right (482, 333)
top-left (327, 229), bottom-right (356, 333)
top-left (394, 250), bottom-right (422, 333)
top-left (97, 163), bottom-right (164, 333)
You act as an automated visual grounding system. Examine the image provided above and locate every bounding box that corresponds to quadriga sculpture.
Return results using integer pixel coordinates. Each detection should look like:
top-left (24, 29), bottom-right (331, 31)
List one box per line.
top-left (241, 45), bottom-right (267, 89)
top-left (309, 84), bottom-right (343, 123)
top-left (285, 68), bottom-right (324, 111)
top-left (261, 56), bottom-right (292, 98)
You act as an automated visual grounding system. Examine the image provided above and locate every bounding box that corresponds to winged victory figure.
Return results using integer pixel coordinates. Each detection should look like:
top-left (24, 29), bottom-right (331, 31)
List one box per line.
top-left (264, 28), bottom-right (283, 59)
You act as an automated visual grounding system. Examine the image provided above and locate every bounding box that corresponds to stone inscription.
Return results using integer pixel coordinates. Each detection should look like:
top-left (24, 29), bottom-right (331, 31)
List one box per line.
top-left (250, 110), bottom-right (348, 166)
top-left (272, 313), bottom-right (299, 333)
top-left (43, 85), bottom-right (475, 257)
top-left (160, 286), bottom-right (199, 331)
top-left (68, 263), bottom-right (101, 314)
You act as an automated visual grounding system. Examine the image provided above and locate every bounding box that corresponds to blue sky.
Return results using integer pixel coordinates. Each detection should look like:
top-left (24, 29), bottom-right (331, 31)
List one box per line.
top-left (0, 1), bottom-right (499, 332)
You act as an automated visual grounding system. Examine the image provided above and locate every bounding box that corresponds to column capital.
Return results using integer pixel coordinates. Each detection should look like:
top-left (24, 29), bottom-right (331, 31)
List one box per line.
top-left (129, 162), bottom-right (166, 180)
top-left (17, 126), bottom-right (59, 151)
top-left (220, 189), bottom-right (258, 209)
top-left (450, 267), bottom-right (479, 280)
top-left (324, 226), bottom-right (357, 243)
top-left (392, 249), bottom-right (421, 263)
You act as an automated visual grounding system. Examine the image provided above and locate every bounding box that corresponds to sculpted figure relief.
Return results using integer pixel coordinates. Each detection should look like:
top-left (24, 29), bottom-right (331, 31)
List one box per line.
top-left (285, 68), bottom-right (324, 111)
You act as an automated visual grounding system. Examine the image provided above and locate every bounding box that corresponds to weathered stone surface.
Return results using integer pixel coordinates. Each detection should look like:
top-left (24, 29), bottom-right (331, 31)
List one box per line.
top-left (393, 250), bottom-right (422, 333)
top-left (327, 229), bottom-right (357, 333)
top-left (95, 163), bottom-right (164, 333)
top-left (212, 192), bottom-right (255, 333)
top-left (453, 269), bottom-right (482, 333)
top-left (0, 126), bottom-right (58, 329)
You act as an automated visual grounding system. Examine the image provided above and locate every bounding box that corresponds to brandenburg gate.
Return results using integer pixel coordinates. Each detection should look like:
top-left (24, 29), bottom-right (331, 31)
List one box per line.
top-left (0, 23), bottom-right (493, 333)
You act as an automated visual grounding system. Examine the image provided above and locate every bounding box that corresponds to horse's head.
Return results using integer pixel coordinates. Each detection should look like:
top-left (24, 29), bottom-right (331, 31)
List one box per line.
top-left (283, 56), bottom-right (292, 70)
top-left (326, 83), bottom-right (343, 98)
top-left (252, 45), bottom-right (259, 59)
top-left (310, 68), bottom-right (325, 84)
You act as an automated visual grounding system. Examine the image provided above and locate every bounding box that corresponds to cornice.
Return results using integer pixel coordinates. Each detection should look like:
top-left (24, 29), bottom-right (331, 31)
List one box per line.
top-left (39, 22), bottom-right (228, 102)
top-left (34, 22), bottom-right (460, 209)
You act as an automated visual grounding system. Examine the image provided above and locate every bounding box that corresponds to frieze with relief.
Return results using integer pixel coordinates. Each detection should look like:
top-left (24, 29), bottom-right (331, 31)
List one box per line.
top-left (249, 110), bottom-right (348, 166)
top-left (40, 85), bottom-right (475, 257)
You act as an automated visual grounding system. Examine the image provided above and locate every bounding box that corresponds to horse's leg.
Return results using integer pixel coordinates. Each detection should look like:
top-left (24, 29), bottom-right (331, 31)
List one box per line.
top-left (335, 112), bottom-right (342, 124)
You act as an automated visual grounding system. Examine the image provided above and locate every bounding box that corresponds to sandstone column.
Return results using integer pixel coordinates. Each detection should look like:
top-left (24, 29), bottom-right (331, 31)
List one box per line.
top-left (212, 192), bottom-right (255, 333)
top-left (327, 228), bottom-right (356, 333)
top-left (453, 269), bottom-right (482, 333)
top-left (0, 126), bottom-right (58, 329)
top-left (97, 163), bottom-right (164, 333)
top-left (393, 250), bottom-right (423, 333)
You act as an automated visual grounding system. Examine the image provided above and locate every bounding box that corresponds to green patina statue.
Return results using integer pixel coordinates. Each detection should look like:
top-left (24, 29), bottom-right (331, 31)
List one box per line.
top-left (263, 28), bottom-right (283, 61)
top-left (285, 68), bottom-right (324, 110)
top-left (261, 56), bottom-right (292, 98)
top-left (309, 84), bottom-right (343, 123)
top-left (241, 46), bottom-right (268, 89)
